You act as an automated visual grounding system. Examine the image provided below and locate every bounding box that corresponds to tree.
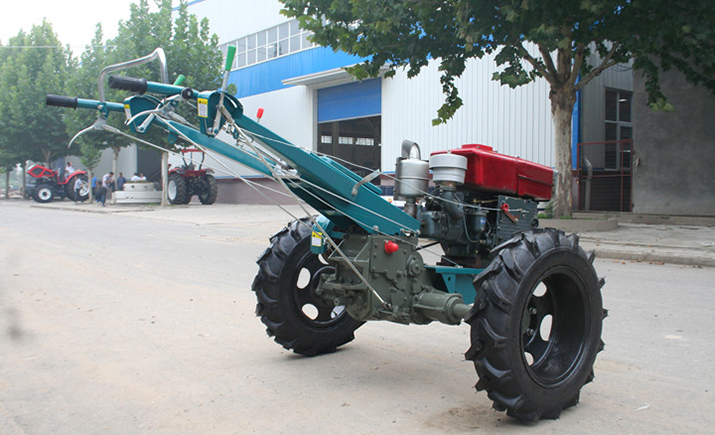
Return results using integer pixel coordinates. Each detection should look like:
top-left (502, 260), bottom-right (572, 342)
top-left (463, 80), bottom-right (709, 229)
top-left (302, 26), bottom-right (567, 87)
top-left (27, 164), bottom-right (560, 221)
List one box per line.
top-left (0, 22), bottom-right (74, 168)
top-left (66, 0), bottom-right (222, 191)
top-left (280, 0), bottom-right (715, 217)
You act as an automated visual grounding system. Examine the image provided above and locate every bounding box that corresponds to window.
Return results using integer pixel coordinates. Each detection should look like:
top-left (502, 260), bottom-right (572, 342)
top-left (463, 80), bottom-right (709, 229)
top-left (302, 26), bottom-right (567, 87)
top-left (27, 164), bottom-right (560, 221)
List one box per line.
top-left (218, 19), bottom-right (316, 70)
top-left (604, 89), bottom-right (633, 170)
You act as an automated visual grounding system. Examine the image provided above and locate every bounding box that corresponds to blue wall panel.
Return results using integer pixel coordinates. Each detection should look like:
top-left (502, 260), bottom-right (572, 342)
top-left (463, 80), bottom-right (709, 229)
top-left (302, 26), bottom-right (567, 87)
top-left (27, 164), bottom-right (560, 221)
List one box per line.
top-left (229, 47), bottom-right (362, 98)
top-left (317, 79), bottom-right (381, 123)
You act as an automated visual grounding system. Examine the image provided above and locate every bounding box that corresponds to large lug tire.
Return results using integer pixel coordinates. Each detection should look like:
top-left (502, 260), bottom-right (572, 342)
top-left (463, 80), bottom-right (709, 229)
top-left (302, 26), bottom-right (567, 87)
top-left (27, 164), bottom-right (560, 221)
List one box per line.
top-left (198, 174), bottom-right (218, 205)
top-left (167, 173), bottom-right (189, 205)
top-left (65, 174), bottom-right (89, 201)
top-left (465, 228), bottom-right (607, 422)
top-left (252, 217), bottom-right (364, 356)
top-left (32, 183), bottom-right (55, 203)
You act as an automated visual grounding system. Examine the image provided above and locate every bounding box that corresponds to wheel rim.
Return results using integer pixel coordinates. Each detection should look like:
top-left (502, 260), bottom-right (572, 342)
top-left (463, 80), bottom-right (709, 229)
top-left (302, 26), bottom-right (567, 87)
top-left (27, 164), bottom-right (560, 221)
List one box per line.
top-left (168, 180), bottom-right (177, 199)
top-left (38, 188), bottom-right (52, 201)
top-left (291, 253), bottom-right (347, 328)
top-left (79, 181), bottom-right (90, 196)
top-left (521, 267), bottom-right (589, 388)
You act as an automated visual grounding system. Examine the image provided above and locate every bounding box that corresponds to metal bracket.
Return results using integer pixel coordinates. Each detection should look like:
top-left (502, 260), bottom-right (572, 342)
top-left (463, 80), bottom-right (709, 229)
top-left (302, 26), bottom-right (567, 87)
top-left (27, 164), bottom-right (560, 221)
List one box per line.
top-left (351, 169), bottom-right (381, 196)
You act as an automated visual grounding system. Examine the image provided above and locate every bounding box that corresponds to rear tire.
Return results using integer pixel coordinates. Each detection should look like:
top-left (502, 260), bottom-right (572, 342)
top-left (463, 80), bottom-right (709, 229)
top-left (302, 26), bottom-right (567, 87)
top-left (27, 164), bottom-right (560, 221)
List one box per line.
top-left (32, 182), bottom-right (55, 203)
top-left (198, 174), bottom-right (218, 205)
top-left (65, 174), bottom-right (89, 201)
top-left (167, 173), bottom-right (189, 205)
top-left (465, 228), bottom-right (606, 421)
top-left (252, 217), bottom-right (364, 356)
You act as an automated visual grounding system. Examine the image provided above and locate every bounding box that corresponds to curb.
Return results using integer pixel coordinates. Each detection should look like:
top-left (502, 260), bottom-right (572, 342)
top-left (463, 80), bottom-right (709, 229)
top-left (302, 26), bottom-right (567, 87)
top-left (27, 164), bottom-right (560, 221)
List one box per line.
top-left (30, 203), bottom-right (157, 214)
top-left (582, 245), bottom-right (714, 268)
top-left (540, 217), bottom-right (619, 233)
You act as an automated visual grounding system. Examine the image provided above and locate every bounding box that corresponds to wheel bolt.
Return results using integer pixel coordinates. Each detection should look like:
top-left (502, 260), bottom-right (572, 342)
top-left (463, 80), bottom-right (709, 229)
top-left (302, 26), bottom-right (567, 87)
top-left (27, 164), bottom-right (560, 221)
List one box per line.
top-left (529, 307), bottom-right (538, 315)
top-left (526, 328), bottom-right (535, 336)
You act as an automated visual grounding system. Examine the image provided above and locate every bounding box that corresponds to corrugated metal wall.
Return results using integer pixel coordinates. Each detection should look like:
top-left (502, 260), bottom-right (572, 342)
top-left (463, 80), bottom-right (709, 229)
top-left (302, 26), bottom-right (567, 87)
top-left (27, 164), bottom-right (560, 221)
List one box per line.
top-left (382, 56), bottom-right (555, 169)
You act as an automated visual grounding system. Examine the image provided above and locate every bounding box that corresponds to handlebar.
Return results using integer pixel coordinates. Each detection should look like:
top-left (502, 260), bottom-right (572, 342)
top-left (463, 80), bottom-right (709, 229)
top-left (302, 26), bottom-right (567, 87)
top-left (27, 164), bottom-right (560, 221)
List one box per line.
top-left (45, 94), bottom-right (79, 109)
top-left (108, 75), bottom-right (148, 94)
top-left (46, 94), bottom-right (125, 113)
top-left (108, 75), bottom-right (196, 99)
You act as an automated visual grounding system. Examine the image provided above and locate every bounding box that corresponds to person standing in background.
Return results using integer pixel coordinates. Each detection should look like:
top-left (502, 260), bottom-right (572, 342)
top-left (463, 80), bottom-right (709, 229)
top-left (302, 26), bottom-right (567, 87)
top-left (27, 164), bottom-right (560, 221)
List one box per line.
top-left (74, 175), bottom-right (85, 203)
top-left (91, 173), bottom-right (98, 202)
top-left (117, 172), bottom-right (126, 191)
top-left (100, 171), bottom-right (114, 207)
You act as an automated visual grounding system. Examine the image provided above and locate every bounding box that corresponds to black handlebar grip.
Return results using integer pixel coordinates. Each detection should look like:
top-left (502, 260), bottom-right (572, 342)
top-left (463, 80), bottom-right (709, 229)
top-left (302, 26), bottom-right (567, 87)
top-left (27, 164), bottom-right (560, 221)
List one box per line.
top-left (46, 94), bottom-right (78, 109)
top-left (108, 75), bottom-right (148, 94)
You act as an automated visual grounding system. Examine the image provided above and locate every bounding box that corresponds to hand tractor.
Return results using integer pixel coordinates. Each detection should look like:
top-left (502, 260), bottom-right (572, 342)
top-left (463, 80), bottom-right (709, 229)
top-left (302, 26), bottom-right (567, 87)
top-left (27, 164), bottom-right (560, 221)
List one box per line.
top-left (26, 164), bottom-right (89, 203)
top-left (167, 148), bottom-right (218, 205)
top-left (46, 47), bottom-right (606, 422)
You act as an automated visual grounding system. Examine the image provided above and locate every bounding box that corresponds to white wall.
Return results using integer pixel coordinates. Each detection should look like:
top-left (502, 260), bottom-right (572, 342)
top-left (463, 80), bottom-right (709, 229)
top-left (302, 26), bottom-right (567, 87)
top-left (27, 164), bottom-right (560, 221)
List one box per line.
top-left (382, 56), bottom-right (555, 170)
top-left (187, 0), bottom-right (286, 44)
top-left (92, 145), bottom-right (137, 179)
top-left (167, 85), bottom-right (316, 178)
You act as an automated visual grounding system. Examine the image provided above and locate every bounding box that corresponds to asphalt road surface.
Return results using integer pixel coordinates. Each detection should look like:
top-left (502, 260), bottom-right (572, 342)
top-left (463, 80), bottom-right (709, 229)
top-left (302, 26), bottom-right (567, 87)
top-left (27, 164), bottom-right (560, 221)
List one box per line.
top-left (1, 202), bottom-right (713, 434)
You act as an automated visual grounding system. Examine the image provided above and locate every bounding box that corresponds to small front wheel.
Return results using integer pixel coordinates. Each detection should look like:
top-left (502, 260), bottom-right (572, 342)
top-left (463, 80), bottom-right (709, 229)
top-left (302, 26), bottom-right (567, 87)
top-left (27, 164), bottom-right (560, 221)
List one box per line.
top-left (465, 228), bottom-right (606, 421)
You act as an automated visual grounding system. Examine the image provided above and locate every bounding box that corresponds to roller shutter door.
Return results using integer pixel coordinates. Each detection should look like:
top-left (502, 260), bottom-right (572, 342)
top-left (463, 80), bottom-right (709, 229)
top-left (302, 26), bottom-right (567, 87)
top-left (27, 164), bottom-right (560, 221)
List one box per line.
top-left (317, 78), bottom-right (381, 123)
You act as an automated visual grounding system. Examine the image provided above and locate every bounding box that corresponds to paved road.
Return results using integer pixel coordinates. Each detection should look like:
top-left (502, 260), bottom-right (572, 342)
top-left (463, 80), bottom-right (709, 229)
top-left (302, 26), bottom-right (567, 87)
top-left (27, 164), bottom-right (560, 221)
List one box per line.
top-left (1, 202), bottom-right (714, 434)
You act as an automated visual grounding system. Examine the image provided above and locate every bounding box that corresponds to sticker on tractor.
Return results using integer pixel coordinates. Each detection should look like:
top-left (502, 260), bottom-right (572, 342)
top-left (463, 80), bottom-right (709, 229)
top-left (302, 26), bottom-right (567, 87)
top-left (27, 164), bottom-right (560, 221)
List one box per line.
top-left (311, 231), bottom-right (323, 248)
top-left (197, 98), bottom-right (209, 118)
top-left (124, 104), bottom-right (132, 119)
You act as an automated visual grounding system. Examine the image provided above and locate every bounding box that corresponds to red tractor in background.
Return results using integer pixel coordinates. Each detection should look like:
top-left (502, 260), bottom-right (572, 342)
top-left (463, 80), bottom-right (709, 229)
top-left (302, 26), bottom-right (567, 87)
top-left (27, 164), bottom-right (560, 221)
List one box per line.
top-left (167, 148), bottom-right (218, 205)
top-left (26, 164), bottom-right (89, 203)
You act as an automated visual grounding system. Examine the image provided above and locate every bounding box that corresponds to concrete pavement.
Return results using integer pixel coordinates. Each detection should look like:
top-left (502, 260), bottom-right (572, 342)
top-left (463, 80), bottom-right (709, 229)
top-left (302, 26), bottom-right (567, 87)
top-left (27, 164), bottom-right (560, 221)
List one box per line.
top-left (10, 199), bottom-right (715, 268)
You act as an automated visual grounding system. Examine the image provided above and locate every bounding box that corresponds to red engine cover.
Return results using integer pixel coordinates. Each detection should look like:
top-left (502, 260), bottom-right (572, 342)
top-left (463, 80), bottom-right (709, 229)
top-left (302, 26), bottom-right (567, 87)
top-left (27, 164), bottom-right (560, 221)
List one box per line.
top-left (431, 144), bottom-right (554, 201)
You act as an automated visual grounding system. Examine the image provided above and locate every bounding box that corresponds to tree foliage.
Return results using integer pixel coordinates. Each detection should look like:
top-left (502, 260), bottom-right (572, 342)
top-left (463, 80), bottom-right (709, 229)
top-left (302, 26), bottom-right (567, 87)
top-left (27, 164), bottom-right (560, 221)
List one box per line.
top-left (65, 0), bottom-right (223, 157)
top-left (281, 0), bottom-right (715, 216)
top-left (0, 21), bottom-right (74, 168)
top-left (0, 0), bottom-right (223, 198)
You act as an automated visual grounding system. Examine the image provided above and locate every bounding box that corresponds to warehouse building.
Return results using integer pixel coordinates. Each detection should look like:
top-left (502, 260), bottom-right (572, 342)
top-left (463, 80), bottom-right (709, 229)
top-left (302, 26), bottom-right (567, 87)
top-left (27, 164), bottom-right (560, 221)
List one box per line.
top-left (82, 0), bottom-right (638, 211)
top-left (179, 0), bottom-right (636, 210)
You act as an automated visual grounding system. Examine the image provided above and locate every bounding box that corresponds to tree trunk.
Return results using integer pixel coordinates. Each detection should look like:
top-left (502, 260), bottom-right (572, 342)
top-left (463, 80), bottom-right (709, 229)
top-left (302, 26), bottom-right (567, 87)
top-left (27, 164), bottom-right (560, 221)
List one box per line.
top-left (43, 150), bottom-right (52, 170)
top-left (550, 89), bottom-right (577, 218)
top-left (22, 162), bottom-right (26, 198)
top-left (4, 170), bottom-right (9, 200)
top-left (161, 151), bottom-right (169, 207)
top-left (88, 167), bottom-right (94, 203)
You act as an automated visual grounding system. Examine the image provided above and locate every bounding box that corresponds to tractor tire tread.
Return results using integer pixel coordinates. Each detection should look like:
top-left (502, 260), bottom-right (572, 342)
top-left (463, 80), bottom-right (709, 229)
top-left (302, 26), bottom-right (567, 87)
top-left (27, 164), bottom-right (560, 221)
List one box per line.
top-left (252, 217), bottom-right (364, 356)
top-left (465, 228), bottom-right (605, 422)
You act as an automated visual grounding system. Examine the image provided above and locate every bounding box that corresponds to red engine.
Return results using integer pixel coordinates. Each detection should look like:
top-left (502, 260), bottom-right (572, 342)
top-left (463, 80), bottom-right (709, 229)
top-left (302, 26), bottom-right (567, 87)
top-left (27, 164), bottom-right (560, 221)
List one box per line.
top-left (431, 144), bottom-right (554, 201)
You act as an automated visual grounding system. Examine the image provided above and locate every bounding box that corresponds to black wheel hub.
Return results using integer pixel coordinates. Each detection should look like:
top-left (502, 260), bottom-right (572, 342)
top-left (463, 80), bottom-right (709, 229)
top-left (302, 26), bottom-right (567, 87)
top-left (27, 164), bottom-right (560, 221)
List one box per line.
top-left (521, 268), bottom-right (588, 388)
top-left (291, 256), bottom-right (345, 327)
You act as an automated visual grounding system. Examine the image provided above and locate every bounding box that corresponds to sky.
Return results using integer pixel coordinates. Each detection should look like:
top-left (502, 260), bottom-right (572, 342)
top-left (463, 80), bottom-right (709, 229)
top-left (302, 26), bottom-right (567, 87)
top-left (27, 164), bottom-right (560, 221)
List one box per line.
top-left (0, 0), bottom-right (160, 53)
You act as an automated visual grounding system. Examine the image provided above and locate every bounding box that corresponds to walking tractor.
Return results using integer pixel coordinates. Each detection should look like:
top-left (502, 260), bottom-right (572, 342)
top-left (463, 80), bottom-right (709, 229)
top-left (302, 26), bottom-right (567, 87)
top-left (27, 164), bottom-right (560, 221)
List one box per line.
top-left (47, 48), bottom-right (606, 422)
